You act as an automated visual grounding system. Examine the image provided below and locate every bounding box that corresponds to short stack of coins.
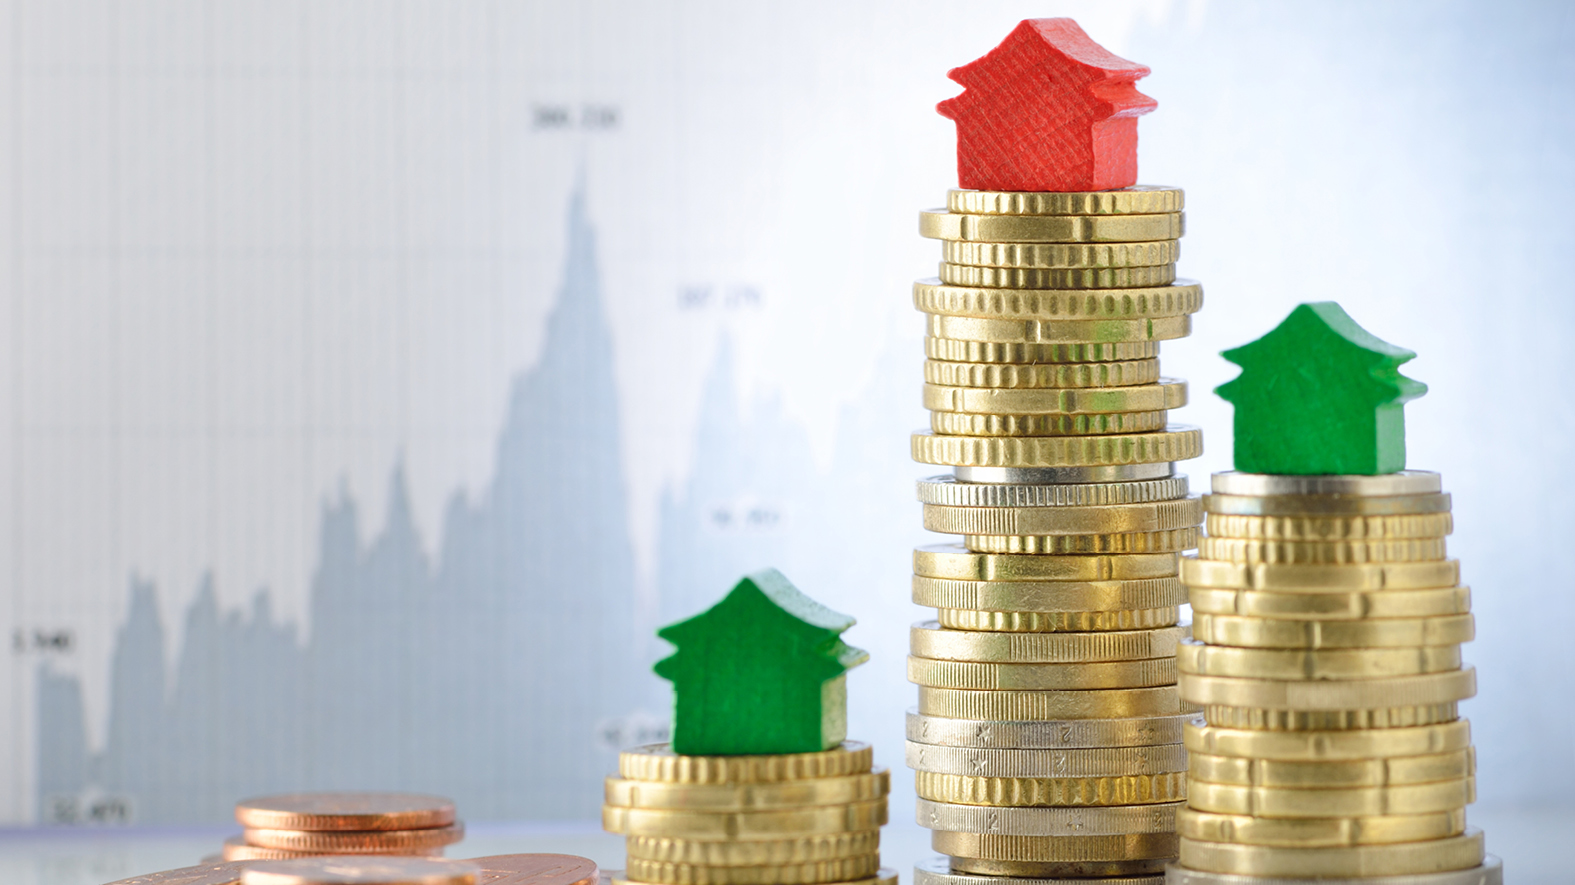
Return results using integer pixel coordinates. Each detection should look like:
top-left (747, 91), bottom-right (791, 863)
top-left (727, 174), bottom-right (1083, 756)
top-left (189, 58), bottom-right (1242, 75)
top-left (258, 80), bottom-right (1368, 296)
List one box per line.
top-left (1171, 471), bottom-right (1501, 884)
top-left (907, 185), bottom-right (1204, 885)
top-left (603, 742), bottom-right (897, 885)
top-left (222, 792), bottom-right (464, 861)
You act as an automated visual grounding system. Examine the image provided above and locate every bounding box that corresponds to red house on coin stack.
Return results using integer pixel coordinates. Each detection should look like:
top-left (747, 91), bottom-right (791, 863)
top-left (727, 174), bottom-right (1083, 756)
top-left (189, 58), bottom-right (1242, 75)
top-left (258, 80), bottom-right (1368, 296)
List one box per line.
top-left (938, 18), bottom-right (1156, 192)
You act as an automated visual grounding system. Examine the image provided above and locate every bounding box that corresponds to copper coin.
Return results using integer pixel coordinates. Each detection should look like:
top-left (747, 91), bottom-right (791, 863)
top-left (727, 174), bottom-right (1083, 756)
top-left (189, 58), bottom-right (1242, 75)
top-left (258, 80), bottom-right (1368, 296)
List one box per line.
top-left (225, 836), bottom-right (447, 861)
top-left (105, 861), bottom-right (250, 885)
top-left (237, 793), bottom-right (457, 831)
top-left (466, 854), bottom-right (600, 885)
top-left (245, 824), bottom-right (465, 852)
top-left (241, 857), bottom-right (478, 885)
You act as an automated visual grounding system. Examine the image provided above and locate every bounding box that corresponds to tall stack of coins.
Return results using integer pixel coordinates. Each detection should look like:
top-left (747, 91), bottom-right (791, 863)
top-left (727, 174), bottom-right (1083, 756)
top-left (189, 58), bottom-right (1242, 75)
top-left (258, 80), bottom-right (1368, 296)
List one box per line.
top-left (1171, 471), bottom-right (1502, 884)
top-left (222, 792), bottom-right (465, 861)
top-left (603, 742), bottom-right (896, 885)
top-left (907, 185), bottom-right (1204, 885)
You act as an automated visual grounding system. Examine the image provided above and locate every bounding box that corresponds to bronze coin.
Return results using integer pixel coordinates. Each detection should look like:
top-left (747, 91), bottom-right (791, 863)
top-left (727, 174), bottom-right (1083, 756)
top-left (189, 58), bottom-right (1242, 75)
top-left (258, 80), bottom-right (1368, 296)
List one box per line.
top-left (105, 861), bottom-right (250, 885)
top-left (466, 854), bottom-right (600, 885)
top-left (244, 824), bottom-right (465, 852)
top-left (237, 793), bottom-right (457, 831)
top-left (241, 857), bottom-right (478, 885)
top-left (224, 836), bottom-right (447, 861)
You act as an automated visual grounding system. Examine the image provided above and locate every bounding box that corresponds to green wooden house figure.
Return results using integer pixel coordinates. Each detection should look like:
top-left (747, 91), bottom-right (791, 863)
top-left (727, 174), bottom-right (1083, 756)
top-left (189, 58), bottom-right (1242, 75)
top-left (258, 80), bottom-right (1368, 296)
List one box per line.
top-left (654, 568), bottom-right (868, 756)
top-left (1217, 302), bottom-right (1427, 476)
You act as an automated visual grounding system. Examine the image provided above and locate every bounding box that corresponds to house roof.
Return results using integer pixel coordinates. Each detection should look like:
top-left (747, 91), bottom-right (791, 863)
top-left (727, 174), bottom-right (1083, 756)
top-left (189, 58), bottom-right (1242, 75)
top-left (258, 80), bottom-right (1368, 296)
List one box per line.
top-left (940, 18), bottom-right (1156, 120)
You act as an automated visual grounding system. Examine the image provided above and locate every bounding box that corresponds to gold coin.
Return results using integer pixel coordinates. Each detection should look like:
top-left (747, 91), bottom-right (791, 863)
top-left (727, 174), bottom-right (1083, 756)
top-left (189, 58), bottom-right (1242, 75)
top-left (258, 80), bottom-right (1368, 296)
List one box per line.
top-left (1177, 829), bottom-right (1483, 877)
top-left (1186, 585), bottom-right (1472, 620)
top-left (1184, 719), bottom-right (1472, 761)
top-left (1202, 703), bottom-right (1458, 731)
top-left (932, 831), bottom-right (1179, 862)
top-left (1189, 749), bottom-right (1474, 789)
top-left (1205, 513), bottom-right (1453, 541)
top-left (240, 824), bottom-right (464, 852)
top-left (920, 210), bottom-right (1184, 243)
top-left (1178, 807), bottom-right (1467, 847)
top-left (924, 498), bottom-right (1202, 535)
top-left (604, 770), bottom-right (889, 810)
top-left (924, 358), bottom-right (1161, 389)
top-left (1190, 612), bottom-right (1474, 648)
top-left (624, 854), bottom-right (880, 885)
top-left (930, 409), bottom-right (1170, 437)
top-left (924, 337), bottom-right (1160, 364)
top-left (913, 575), bottom-right (1186, 612)
top-left (964, 528), bottom-right (1198, 555)
top-left (1203, 492), bottom-right (1453, 517)
top-left (927, 313), bottom-right (1191, 344)
top-left (936, 607), bottom-right (1179, 632)
top-left (623, 832), bottom-right (879, 865)
top-left (613, 872), bottom-right (896, 885)
top-left (1179, 669), bottom-right (1478, 710)
top-left (917, 686), bottom-right (1185, 720)
top-left (917, 771), bottom-right (1187, 807)
top-left (924, 381), bottom-right (1187, 415)
top-left (1185, 778), bottom-right (1474, 817)
top-left (618, 742), bottom-right (872, 785)
top-left (947, 187), bottom-right (1184, 217)
top-left (1181, 557), bottom-right (1459, 591)
top-left (234, 793), bottom-right (456, 832)
top-left (914, 545), bottom-right (1178, 582)
top-left (945, 857), bottom-right (1168, 878)
top-left (942, 240), bottom-right (1179, 272)
top-left (907, 655), bottom-right (1177, 690)
top-left (239, 857), bottom-right (477, 885)
top-left (600, 799), bottom-right (887, 840)
top-left (910, 621), bottom-right (1185, 663)
top-left (907, 743), bottom-right (1189, 778)
top-left (1177, 640), bottom-right (1463, 680)
top-left (1197, 536), bottom-right (1447, 565)
top-left (938, 263), bottom-right (1177, 290)
top-left (913, 426), bottom-right (1203, 469)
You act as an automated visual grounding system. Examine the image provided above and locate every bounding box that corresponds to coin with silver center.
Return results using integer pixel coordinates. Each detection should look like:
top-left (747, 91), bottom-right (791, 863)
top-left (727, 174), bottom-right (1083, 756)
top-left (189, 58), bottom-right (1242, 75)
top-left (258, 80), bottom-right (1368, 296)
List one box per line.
top-left (918, 475), bottom-right (1189, 507)
top-left (1210, 471), bottom-right (1441, 497)
top-left (906, 710), bottom-right (1193, 749)
top-left (954, 464), bottom-right (1174, 484)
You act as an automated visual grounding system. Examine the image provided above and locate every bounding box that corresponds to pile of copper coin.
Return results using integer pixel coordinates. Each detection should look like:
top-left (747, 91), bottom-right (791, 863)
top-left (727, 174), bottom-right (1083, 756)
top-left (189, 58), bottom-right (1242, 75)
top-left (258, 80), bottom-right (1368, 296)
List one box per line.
top-left (221, 792), bottom-right (466, 861)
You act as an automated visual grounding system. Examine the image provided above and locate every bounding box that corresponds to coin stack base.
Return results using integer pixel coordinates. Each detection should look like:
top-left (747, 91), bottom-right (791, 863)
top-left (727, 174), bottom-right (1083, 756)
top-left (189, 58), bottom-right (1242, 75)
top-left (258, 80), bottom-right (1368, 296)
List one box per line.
top-left (1172, 473), bottom-right (1491, 884)
top-left (224, 792), bottom-right (463, 861)
top-left (908, 184), bottom-right (1204, 879)
top-left (604, 742), bottom-right (894, 885)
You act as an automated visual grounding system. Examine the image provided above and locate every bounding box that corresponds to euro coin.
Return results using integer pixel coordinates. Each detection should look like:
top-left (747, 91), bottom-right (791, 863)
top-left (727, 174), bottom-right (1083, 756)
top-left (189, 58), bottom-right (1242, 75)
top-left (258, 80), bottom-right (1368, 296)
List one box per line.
top-left (618, 742), bottom-right (872, 784)
top-left (932, 831), bottom-right (1179, 862)
top-left (912, 576), bottom-right (1187, 612)
top-left (1184, 719), bottom-right (1472, 761)
top-left (912, 426), bottom-right (1202, 469)
top-left (1178, 807), bottom-right (1467, 847)
top-left (1188, 749), bottom-right (1473, 789)
top-left (623, 855), bottom-right (880, 885)
top-left (238, 858), bottom-right (478, 885)
top-left (1177, 829), bottom-right (1483, 877)
top-left (937, 262), bottom-right (1177, 289)
top-left (927, 313), bottom-right (1191, 344)
top-left (1186, 585), bottom-right (1472, 620)
top-left (1196, 536), bottom-right (1448, 565)
top-left (1179, 669), bottom-right (1477, 710)
top-left (603, 770), bottom-right (889, 810)
top-left (962, 528), bottom-right (1198, 555)
top-left (919, 210), bottom-right (1184, 243)
top-left (601, 800), bottom-right (887, 840)
top-left (906, 743), bottom-right (1188, 778)
top-left (909, 655), bottom-right (1177, 690)
top-left (235, 793), bottom-right (456, 832)
top-left (948, 857), bottom-right (1169, 877)
top-left (1211, 471), bottom-right (1442, 497)
top-left (1205, 513), bottom-right (1452, 541)
top-left (466, 855), bottom-right (600, 885)
top-left (1190, 613), bottom-right (1474, 648)
top-left (1177, 640), bottom-right (1463, 680)
top-left (930, 410), bottom-right (1169, 436)
top-left (916, 771), bottom-right (1187, 807)
top-left (1185, 778), bottom-right (1474, 817)
top-left (240, 825), bottom-right (464, 853)
top-left (940, 239), bottom-right (1179, 268)
top-left (917, 686), bottom-right (1185, 720)
top-left (922, 498), bottom-right (1202, 535)
top-left (612, 872), bottom-right (897, 885)
top-left (915, 545), bottom-right (1179, 581)
top-left (1202, 703), bottom-right (1459, 731)
top-left (911, 855), bottom-right (1166, 885)
top-left (909, 622), bottom-right (1186, 663)
top-left (906, 709), bottom-right (1194, 749)
top-left (946, 186), bottom-right (1184, 216)
top-left (1181, 558), bottom-right (1459, 592)
top-left (924, 337), bottom-right (1160, 364)
top-left (916, 798), bottom-right (1181, 836)
top-left (1203, 492), bottom-right (1452, 516)
top-left (922, 358), bottom-right (1161, 389)
top-left (935, 607), bottom-right (1180, 632)
top-left (622, 832), bottom-right (879, 865)
top-left (103, 861), bottom-right (251, 885)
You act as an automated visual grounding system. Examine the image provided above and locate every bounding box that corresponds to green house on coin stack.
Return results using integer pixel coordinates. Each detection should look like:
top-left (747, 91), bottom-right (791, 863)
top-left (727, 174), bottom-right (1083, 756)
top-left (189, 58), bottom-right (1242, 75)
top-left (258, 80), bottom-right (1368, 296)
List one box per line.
top-left (655, 568), bottom-right (868, 756)
top-left (1217, 302), bottom-right (1426, 475)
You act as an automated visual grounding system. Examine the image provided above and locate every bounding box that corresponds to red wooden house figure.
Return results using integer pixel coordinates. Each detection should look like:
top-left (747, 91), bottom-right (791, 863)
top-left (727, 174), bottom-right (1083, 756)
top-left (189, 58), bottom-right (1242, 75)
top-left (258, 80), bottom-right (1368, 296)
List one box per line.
top-left (938, 18), bottom-right (1156, 193)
